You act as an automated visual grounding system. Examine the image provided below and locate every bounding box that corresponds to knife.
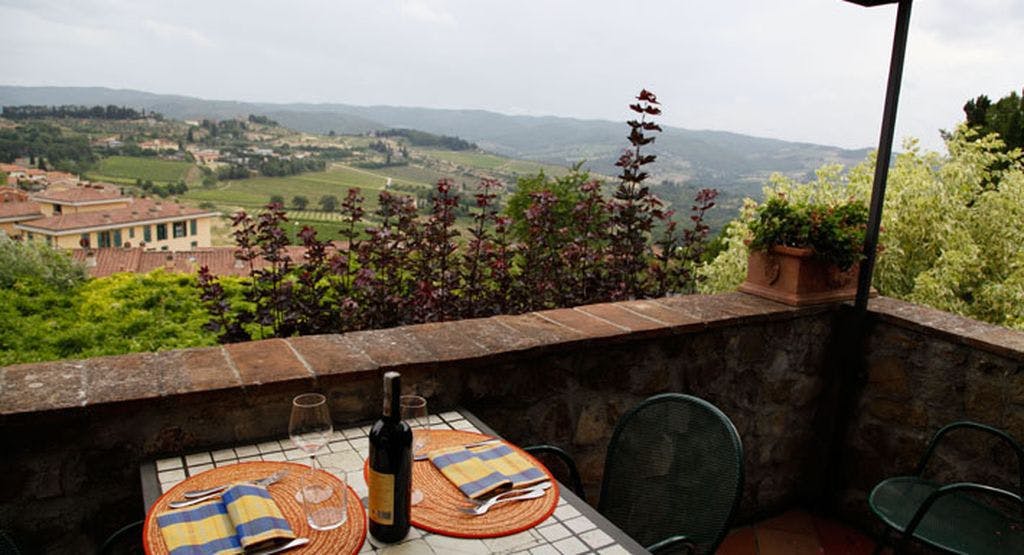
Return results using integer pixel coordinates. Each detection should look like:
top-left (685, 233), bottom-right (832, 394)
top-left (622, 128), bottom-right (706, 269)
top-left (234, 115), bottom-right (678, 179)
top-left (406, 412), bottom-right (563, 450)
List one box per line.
top-left (249, 537), bottom-right (310, 555)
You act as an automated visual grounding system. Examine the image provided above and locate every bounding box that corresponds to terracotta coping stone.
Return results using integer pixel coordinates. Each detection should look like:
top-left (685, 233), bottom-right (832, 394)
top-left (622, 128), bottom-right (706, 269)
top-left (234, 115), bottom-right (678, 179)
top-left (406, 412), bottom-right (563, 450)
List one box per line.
top-left (0, 293), bottom-right (848, 417)
top-left (286, 335), bottom-right (376, 380)
top-left (225, 338), bottom-right (314, 386)
top-left (575, 302), bottom-right (669, 336)
top-left (866, 297), bottom-right (1024, 362)
top-left (533, 307), bottom-right (627, 338)
top-left (491, 313), bottom-right (584, 347)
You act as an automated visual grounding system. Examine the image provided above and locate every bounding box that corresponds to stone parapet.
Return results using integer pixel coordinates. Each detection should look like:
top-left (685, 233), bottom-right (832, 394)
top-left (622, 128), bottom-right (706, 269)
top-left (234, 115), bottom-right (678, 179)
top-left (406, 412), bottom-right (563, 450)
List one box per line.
top-left (2, 293), bottom-right (1023, 553)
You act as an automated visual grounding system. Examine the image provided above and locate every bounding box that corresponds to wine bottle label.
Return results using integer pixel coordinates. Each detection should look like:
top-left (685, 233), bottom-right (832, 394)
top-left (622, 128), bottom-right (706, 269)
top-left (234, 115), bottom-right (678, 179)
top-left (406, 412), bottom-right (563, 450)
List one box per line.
top-left (368, 468), bottom-right (396, 525)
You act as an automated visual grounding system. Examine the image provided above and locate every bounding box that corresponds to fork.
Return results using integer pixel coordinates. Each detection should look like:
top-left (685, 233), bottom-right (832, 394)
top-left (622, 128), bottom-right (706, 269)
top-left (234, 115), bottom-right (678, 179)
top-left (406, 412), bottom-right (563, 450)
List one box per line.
top-left (182, 469), bottom-right (288, 499)
top-left (168, 470), bottom-right (288, 508)
top-left (460, 481), bottom-right (552, 516)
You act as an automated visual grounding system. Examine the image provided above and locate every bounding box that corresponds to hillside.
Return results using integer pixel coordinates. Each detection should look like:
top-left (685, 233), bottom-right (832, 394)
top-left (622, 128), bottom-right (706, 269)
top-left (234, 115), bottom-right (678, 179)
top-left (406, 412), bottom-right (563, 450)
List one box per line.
top-left (0, 86), bottom-right (872, 193)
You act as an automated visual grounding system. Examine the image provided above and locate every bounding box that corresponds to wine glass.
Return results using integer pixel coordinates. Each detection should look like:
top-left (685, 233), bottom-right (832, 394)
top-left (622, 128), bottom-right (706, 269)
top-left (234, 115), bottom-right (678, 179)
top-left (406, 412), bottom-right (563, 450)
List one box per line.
top-left (400, 395), bottom-right (429, 505)
top-left (289, 393), bottom-right (333, 503)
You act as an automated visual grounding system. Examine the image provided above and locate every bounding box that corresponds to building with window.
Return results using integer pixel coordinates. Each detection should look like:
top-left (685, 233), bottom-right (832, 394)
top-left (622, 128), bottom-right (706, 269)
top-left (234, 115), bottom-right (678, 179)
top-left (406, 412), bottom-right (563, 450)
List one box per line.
top-left (16, 196), bottom-right (219, 251)
top-left (0, 201), bottom-right (43, 239)
top-left (30, 185), bottom-right (130, 216)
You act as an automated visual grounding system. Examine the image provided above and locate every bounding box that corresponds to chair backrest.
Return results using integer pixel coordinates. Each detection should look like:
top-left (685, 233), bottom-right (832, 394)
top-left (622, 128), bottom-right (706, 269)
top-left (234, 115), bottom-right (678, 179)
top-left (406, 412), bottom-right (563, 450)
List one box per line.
top-left (597, 393), bottom-right (744, 554)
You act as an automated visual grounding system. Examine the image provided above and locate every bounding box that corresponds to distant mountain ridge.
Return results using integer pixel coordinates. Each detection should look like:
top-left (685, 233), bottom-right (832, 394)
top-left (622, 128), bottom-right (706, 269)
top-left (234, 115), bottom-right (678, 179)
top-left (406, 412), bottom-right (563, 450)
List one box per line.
top-left (0, 85), bottom-right (872, 190)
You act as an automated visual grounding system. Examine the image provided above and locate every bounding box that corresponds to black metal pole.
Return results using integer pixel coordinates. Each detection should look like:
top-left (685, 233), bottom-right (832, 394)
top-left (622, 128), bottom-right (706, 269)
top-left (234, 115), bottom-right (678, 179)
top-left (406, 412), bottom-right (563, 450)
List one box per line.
top-left (817, 0), bottom-right (914, 515)
top-left (854, 0), bottom-right (913, 311)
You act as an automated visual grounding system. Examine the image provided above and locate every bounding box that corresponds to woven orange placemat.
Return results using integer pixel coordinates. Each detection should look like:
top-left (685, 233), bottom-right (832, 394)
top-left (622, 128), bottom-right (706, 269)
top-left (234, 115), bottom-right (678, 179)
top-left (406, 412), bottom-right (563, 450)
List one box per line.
top-left (363, 429), bottom-right (559, 539)
top-left (144, 461), bottom-right (366, 555)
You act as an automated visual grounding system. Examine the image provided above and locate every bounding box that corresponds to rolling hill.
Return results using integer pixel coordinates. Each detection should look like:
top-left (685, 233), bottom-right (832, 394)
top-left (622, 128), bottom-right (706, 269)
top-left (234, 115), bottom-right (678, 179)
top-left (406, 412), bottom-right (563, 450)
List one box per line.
top-left (0, 86), bottom-right (872, 194)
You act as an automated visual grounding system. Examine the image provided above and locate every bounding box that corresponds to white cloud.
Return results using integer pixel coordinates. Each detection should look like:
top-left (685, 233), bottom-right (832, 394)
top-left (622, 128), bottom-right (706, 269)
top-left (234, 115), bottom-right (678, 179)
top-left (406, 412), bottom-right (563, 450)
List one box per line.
top-left (143, 19), bottom-right (214, 48)
top-left (1, 0), bottom-right (1020, 152)
top-left (399, 0), bottom-right (456, 27)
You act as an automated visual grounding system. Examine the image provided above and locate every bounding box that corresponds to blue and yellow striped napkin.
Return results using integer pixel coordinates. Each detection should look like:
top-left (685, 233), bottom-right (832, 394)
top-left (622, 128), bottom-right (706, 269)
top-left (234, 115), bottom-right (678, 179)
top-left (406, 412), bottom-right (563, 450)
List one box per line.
top-left (157, 483), bottom-right (295, 554)
top-left (429, 441), bottom-right (547, 499)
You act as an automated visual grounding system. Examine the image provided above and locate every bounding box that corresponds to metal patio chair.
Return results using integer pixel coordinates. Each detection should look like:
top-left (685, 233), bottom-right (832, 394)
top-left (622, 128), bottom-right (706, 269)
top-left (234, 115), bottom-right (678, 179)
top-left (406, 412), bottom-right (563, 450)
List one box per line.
top-left (527, 393), bottom-right (744, 554)
top-left (868, 421), bottom-right (1024, 554)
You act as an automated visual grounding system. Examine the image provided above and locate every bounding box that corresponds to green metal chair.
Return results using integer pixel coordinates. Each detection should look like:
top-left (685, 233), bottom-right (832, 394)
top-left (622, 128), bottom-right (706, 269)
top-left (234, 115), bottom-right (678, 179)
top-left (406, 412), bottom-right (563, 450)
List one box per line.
top-left (868, 421), bottom-right (1024, 554)
top-left (527, 393), bottom-right (744, 554)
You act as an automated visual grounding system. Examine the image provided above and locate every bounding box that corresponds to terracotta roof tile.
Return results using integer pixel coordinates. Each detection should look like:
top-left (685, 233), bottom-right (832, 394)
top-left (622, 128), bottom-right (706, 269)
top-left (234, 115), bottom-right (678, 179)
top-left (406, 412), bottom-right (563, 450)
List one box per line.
top-left (0, 201), bottom-right (42, 220)
top-left (71, 246), bottom-right (330, 278)
top-left (18, 198), bottom-right (218, 233)
top-left (0, 187), bottom-right (30, 202)
top-left (32, 186), bottom-right (127, 204)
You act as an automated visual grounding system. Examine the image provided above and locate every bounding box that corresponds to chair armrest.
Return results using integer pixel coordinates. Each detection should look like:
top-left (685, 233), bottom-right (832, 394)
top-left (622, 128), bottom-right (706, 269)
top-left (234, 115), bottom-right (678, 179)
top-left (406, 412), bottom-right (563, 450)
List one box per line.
top-left (646, 534), bottom-right (694, 554)
top-left (899, 481), bottom-right (1024, 550)
top-left (524, 444), bottom-right (585, 499)
top-left (915, 421), bottom-right (1024, 521)
top-left (99, 520), bottom-right (143, 554)
top-left (916, 421), bottom-right (1024, 477)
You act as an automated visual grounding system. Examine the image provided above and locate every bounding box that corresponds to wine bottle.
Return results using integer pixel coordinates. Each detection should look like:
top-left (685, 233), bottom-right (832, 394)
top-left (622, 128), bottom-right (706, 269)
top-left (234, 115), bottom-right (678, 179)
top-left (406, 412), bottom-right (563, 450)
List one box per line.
top-left (368, 371), bottom-right (412, 543)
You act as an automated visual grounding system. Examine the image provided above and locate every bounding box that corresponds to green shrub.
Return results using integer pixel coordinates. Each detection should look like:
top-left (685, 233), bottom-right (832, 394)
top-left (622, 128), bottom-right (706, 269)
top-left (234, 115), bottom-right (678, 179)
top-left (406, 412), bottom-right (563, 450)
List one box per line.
top-left (0, 235), bottom-right (86, 290)
top-left (0, 270), bottom-right (238, 365)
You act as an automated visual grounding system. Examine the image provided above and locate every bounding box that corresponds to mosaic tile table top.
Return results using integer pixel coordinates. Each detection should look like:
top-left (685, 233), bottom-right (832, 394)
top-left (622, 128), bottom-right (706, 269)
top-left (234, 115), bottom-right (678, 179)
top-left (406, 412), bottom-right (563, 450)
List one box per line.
top-left (142, 409), bottom-right (646, 554)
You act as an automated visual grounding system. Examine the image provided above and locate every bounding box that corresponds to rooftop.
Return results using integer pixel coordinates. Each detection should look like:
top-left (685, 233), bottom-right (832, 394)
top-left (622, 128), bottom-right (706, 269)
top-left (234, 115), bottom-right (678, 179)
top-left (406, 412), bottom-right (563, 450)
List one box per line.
top-left (30, 184), bottom-right (127, 205)
top-left (70, 245), bottom-right (321, 278)
top-left (16, 197), bottom-right (218, 234)
top-left (0, 201), bottom-right (42, 221)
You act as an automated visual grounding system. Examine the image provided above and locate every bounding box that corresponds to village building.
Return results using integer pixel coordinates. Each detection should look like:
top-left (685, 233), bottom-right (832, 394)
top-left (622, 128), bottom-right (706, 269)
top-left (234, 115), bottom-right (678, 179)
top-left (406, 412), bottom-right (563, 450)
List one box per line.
top-left (137, 138), bottom-right (178, 152)
top-left (1, 163), bottom-right (83, 188)
top-left (0, 187), bottom-right (43, 239)
top-left (17, 188), bottom-right (219, 250)
top-left (185, 146), bottom-right (221, 164)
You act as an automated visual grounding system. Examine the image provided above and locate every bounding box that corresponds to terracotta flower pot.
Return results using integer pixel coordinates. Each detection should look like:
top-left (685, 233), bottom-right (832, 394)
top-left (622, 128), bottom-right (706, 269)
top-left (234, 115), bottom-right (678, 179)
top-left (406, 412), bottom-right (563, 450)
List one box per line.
top-left (739, 245), bottom-right (871, 306)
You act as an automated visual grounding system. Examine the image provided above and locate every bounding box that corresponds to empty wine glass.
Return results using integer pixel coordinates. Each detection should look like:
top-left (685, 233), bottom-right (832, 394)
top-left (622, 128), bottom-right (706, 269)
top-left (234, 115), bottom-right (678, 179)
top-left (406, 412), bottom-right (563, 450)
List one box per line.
top-left (400, 395), bottom-right (429, 505)
top-left (289, 393), bottom-right (333, 503)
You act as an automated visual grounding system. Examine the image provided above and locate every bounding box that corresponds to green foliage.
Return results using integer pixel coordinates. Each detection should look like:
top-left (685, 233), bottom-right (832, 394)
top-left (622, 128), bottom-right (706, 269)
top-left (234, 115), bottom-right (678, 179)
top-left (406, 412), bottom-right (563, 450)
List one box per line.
top-left (748, 194), bottom-right (868, 270)
top-left (699, 129), bottom-right (1024, 330)
top-left (2, 104), bottom-right (153, 121)
top-left (0, 235), bottom-right (86, 290)
top-left (0, 122), bottom-right (95, 164)
top-left (0, 270), bottom-right (233, 366)
top-left (964, 88), bottom-right (1024, 152)
top-left (318, 195), bottom-right (339, 212)
top-left (378, 128), bottom-right (476, 150)
top-left (292, 195), bottom-right (309, 210)
top-left (505, 167), bottom-right (592, 240)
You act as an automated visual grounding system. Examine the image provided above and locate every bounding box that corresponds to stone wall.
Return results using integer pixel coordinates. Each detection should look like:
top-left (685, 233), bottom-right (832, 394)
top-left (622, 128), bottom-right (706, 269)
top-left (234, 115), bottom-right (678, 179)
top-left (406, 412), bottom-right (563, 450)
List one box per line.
top-left (3, 293), bottom-right (1023, 553)
top-left (0, 293), bottom-right (837, 554)
top-left (837, 297), bottom-right (1024, 533)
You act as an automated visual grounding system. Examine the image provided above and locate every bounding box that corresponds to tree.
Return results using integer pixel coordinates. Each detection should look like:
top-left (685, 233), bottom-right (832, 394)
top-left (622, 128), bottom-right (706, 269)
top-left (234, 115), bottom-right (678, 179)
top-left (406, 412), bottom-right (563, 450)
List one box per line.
top-left (292, 195), bottom-right (309, 210)
top-left (963, 88), bottom-right (1024, 152)
top-left (505, 166), bottom-right (591, 240)
top-left (699, 127), bottom-right (1024, 330)
top-left (0, 235), bottom-right (86, 290)
top-left (270, 194), bottom-right (285, 206)
top-left (318, 194), bottom-right (339, 212)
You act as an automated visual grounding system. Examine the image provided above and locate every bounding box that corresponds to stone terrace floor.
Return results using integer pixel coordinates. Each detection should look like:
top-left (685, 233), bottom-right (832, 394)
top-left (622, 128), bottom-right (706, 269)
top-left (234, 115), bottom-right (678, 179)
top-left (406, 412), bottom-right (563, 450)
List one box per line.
top-left (717, 510), bottom-right (878, 555)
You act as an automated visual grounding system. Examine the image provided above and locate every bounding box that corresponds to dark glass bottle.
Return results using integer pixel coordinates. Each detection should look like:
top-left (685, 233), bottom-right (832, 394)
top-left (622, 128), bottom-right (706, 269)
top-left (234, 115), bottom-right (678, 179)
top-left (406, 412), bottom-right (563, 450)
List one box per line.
top-left (368, 371), bottom-right (412, 543)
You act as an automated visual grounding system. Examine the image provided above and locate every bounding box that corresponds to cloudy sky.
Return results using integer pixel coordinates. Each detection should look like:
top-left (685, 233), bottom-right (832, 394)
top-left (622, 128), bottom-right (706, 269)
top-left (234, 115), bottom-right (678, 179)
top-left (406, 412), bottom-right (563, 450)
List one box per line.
top-left (1, 0), bottom-right (1021, 150)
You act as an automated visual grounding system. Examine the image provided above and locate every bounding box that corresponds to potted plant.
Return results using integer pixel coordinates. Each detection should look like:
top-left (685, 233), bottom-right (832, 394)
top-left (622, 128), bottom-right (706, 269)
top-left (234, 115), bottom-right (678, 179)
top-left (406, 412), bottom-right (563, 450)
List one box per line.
top-left (738, 193), bottom-right (872, 306)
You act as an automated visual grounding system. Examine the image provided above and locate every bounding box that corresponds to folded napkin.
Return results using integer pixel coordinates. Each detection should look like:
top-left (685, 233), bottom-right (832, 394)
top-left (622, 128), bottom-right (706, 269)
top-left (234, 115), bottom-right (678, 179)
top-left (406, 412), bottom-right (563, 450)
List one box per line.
top-left (157, 483), bottom-right (295, 555)
top-left (429, 441), bottom-right (547, 499)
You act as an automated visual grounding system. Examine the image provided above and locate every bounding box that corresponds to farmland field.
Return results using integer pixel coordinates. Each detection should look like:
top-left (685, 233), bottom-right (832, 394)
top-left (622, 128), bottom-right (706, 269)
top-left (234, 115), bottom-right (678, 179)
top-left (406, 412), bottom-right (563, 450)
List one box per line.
top-left (419, 149), bottom-right (569, 177)
top-left (89, 155), bottom-right (197, 185)
top-left (183, 163), bottom-right (430, 214)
